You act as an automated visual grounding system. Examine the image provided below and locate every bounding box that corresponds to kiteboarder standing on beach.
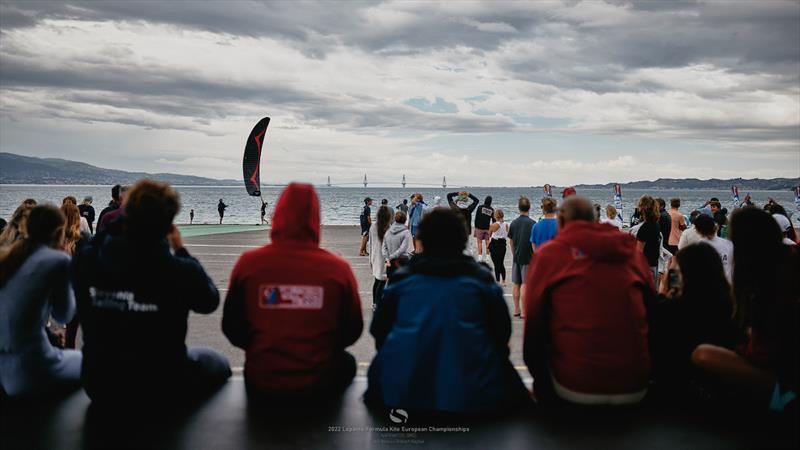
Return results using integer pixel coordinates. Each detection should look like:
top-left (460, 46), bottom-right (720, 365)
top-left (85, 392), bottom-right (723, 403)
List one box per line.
top-left (218, 199), bottom-right (227, 225)
top-left (260, 199), bottom-right (269, 225)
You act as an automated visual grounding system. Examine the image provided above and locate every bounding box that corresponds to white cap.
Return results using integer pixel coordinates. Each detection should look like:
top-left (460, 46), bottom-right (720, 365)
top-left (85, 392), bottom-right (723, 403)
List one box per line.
top-left (773, 214), bottom-right (791, 232)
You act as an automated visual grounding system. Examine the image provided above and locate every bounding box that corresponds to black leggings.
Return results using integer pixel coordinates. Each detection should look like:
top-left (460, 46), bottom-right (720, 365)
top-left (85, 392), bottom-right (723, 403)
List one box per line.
top-left (372, 278), bottom-right (386, 307)
top-left (488, 239), bottom-right (507, 282)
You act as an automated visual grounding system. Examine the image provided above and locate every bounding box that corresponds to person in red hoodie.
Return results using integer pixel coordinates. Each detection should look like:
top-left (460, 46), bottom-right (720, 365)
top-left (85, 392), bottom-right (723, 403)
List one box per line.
top-left (222, 183), bottom-right (363, 401)
top-left (523, 196), bottom-right (655, 405)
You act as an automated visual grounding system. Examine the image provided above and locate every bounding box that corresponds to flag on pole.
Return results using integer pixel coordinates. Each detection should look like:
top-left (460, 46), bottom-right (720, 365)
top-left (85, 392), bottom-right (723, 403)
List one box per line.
top-left (613, 184), bottom-right (623, 222)
top-left (731, 186), bottom-right (741, 210)
top-left (794, 186), bottom-right (800, 212)
top-left (543, 184), bottom-right (553, 198)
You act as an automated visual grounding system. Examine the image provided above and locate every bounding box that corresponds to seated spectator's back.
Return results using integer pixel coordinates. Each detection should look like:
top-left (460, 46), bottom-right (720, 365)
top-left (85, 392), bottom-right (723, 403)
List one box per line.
top-left (524, 196), bottom-right (654, 405)
top-left (367, 208), bottom-right (528, 414)
top-left (222, 183), bottom-right (363, 397)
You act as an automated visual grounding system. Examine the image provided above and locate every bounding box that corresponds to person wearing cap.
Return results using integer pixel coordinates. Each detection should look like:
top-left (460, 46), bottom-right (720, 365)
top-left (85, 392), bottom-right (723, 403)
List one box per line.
top-left (561, 187), bottom-right (577, 199)
top-left (773, 214), bottom-right (797, 246)
top-left (359, 197), bottom-right (373, 256)
top-left (78, 196), bottom-right (96, 234)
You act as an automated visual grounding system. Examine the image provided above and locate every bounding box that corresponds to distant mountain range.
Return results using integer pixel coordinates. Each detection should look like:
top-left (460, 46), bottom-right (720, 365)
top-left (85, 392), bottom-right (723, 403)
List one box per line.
top-left (1, 152), bottom-right (798, 190)
top-left (0, 152), bottom-right (238, 186)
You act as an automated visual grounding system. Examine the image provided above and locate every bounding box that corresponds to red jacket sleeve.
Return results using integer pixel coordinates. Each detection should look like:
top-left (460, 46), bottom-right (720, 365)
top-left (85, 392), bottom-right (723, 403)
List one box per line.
top-left (523, 248), bottom-right (557, 369)
top-left (222, 257), bottom-right (250, 349)
top-left (340, 265), bottom-right (363, 348)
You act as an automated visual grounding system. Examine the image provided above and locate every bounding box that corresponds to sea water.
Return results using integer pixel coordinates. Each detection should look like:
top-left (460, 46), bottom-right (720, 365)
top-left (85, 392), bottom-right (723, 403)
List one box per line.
top-left (1, 185), bottom-right (797, 226)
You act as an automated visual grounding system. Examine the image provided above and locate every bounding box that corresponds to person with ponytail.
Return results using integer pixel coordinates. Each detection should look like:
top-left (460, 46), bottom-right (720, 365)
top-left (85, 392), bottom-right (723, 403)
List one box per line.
top-left (0, 204), bottom-right (82, 397)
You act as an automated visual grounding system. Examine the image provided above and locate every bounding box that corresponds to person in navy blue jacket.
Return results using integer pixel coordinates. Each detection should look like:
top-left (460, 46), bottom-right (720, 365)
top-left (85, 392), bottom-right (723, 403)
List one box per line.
top-left (366, 208), bottom-right (529, 414)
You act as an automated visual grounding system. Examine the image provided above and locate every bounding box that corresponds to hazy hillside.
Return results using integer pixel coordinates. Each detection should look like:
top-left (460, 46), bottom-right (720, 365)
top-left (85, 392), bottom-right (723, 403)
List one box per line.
top-left (0, 153), bottom-right (238, 185)
top-left (571, 178), bottom-right (800, 191)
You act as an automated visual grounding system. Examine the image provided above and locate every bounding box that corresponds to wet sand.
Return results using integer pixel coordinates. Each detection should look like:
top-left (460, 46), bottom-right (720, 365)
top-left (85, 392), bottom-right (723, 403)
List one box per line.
top-left (182, 225), bottom-right (526, 377)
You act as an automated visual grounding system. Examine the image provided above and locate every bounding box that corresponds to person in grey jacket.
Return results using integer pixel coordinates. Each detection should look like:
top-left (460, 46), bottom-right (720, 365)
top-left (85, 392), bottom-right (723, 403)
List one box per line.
top-left (382, 211), bottom-right (413, 279)
top-left (0, 204), bottom-right (82, 397)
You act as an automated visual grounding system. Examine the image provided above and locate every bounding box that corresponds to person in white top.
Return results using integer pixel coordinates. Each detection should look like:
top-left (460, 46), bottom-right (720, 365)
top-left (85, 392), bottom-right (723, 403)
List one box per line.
top-left (678, 211), bottom-right (705, 250)
top-left (487, 209), bottom-right (510, 285)
top-left (691, 214), bottom-right (734, 282)
top-left (772, 214), bottom-right (798, 246)
top-left (600, 204), bottom-right (623, 230)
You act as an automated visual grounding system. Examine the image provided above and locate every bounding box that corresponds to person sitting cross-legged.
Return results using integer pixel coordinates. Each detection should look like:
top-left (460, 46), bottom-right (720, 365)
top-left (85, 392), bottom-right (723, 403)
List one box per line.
top-left (366, 208), bottom-right (529, 414)
top-left (222, 183), bottom-right (363, 403)
top-left (72, 179), bottom-right (231, 404)
top-left (524, 196), bottom-right (654, 405)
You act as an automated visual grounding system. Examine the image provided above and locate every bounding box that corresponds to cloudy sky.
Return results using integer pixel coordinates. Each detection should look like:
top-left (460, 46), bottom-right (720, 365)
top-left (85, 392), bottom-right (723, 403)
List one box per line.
top-left (1, 1), bottom-right (798, 186)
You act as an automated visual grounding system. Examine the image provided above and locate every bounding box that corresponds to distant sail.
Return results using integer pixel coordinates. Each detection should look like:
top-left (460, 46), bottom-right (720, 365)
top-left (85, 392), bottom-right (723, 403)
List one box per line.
top-left (242, 117), bottom-right (271, 197)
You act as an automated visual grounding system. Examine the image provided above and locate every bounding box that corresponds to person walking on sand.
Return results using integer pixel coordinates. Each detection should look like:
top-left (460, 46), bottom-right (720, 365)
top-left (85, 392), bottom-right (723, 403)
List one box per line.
top-left (218, 199), bottom-right (227, 225)
top-left (260, 200), bottom-right (269, 225)
top-left (359, 197), bottom-right (373, 256)
top-left (189, 209), bottom-right (194, 225)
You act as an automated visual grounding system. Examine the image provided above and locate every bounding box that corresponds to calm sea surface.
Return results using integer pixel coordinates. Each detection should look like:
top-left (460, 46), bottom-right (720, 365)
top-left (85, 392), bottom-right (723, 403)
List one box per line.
top-left (1, 185), bottom-right (797, 226)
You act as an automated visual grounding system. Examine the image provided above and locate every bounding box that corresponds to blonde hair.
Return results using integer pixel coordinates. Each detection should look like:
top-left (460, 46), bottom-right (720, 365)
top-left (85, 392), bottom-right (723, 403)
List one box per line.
top-left (606, 204), bottom-right (617, 220)
top-left (494, 208), bottom-right (504, 220)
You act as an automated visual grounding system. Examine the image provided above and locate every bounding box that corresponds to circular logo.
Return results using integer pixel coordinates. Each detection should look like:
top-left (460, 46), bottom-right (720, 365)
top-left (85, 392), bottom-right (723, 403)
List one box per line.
top-left (389, 408), bottom-right (409, 424)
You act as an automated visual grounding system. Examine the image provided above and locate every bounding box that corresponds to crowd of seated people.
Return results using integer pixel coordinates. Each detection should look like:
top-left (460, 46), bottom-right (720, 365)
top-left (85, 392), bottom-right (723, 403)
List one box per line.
top-left (0, 182), bottom-right (797, 421)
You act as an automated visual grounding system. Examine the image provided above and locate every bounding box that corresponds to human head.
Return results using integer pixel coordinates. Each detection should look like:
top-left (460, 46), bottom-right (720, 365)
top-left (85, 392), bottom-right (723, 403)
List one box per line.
top-left (376, 205), bottom-right (393, 240)
top-left (22, 198), bottom-right (37, 207)
top-left (557, 196), bottom-right (595, 229)
top-left (484, 195), bottom-right (492, 206)
top-left (124, 180), bottom-right (180, 241)
top-left (670, 198), bottom-right (680, 209)
top-left (606, 204), bottom-right (617, 220)
top-left (416, 193), bottom-right (423, 202)
top-left (689, 210), bottom-right (701, 224)
top-left (60, 202), bottom-right (82, 255)
top-left (83, 196), bottom-right (93, 205)
top-left (394, 210), bottom-right (407, 224)
top-left (0, 203), bottom-right (34, 244)
top-left (494, 208), bottom-right (504, 221)
top-left (111, 185), bottom-right (121, 203)
top-left (0, 205), bottom-right (65, 284)
top-left (381, 199), bottom-right (388, 205)
top-left (561, 186), bottom-right (576, 198)
top-left (673, 243), bottom-right (731, 308)
top-left (417, 208), bottom-right (467, 257)
top-left (656, 198), bottom-right (666, 210)
top-left (517, 196), bottom-right (531, 214)
top-left (364, 197), bottom-right (373, 206)
top-left (709, 201), bottom-right (721, 214)
top-left (637, 195), bottom-right (659, 221)
top-left (62, 196), bottom-right (78, 206)
top-left (541, 197), bottom-right (556, 215)
top-left (402, 199), bottom-right (408, 205)
top-left (693, 214), bottom-right (716, 238)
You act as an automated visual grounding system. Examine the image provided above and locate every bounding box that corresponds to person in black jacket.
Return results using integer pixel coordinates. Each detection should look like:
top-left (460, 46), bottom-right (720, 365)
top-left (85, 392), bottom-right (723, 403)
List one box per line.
top-left (96, 184), bottom-right (121, 228)
top-left (473, 195), bottom-right (494, 263)
top-left (78, 196), bottom-right (96, 234)
top-left (447, 191), bottom-right (479, 255)
top-left (656, 198), bottom-right (672, 248)
top-left (72, 180), bottom-right (231, 404)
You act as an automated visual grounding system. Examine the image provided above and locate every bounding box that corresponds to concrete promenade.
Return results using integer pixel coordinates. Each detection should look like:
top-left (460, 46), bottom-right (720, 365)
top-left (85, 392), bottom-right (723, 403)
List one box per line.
top-left (180, 224), bottom-right (526, 378)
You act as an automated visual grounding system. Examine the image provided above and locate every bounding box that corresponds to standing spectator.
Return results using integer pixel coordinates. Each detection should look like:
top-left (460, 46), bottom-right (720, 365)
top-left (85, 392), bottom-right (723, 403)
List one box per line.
top-left (223, 183), bottom-right (362, 401)
top-left (636, 195), bottom-right (662, 284)
top-left (78, 196), bottom-right (96, 234)
top-left (369, 206), bottom-right (393, 308)
top-left (524, 196), bottom-right (653, 405)
top-left (395, 199), bottom-right (409, 216)
top-left (488, 208), bottom-right (509, 284)
top-left (530, 197), bottom-right (558, 252)
top-left (692, 207), bottom-right (799, 412)
top-left (447, 191), bottom-right (479, 255)
top-left (408, 194), bottom-right (426, 253)
top-left (73, 180), bottom-right (231, 403)
top-left (359, 197), bottom-right (373, 256)
top-left (96, 184), bottom-right (121, 227)
top-left (60, 202), bottom-right (91, 350)
top-left (691, 214), bottom-right (734, 282)
top-left (0, 205), bottom-right (82, 397)
top-left (0, 203), bottom-right (34, 246)
top-left (709, 200), bottom-right (728, 237)
top-left (382, 211), bottom-right (412, 280)
top-left (190, 209), bottom-right (195, 225)
top-left (473, 196), bottom-right (494, 263)
top-left (561, 186), bottom-right (577, 198)
top-left (667, 198), bottom-right (686, 255)
top-left (366, 208), bottom-right (529, 414)
top-left (656, 198), bottom-right (672, 249)
top-left (260, 200), bottom-right (269, 225)
top-left (218, 198), bottom-right (228, 225)
top-left (97, 185), bottom-right (130, 234)
top-left (508, 196), bottom-right (535, 318)
top-left (678, 211), bottom-right (705, 250)
top-left (600, 205), bottom-right (623, 230)
top-left (773, 214), bottom-right (798, 246)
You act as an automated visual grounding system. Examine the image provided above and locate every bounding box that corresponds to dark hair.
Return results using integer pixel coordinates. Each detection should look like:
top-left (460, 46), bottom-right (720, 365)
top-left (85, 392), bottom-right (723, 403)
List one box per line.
top-left (709, 201), bottom-right (722, 210)
top-left (559, 196), bottom-right (595, 224)
top-left (394, 210), bottom-right (407, 224)
top-left (675, 244), bottom-right (733, 322)
top-left (402, 199), bottom-right (408, 205)
top-left (764, 202), bottom-right (788, 217)
top-left (417, 208), bottom-right (467, 257)
top-left (518, 196), bottom-right (531, 213)
top-left (637, 195), bottom-right (659, 221)
top-left (124, 180), bottom-right (180, 241)
top-left (22, 198), bottom-right (37, 207)
top-left (670, 198), bottom-right (680, 209)
top-left (0, 203), bottom-right (34, 245)
top-left (376, 205), bottom-right (393, 241)
top-left (0, 205), bottom-right (65, 285)
top-left (729, 207), bottom-right (799, 385)
top-left (484, 195), bottom-right (492, 207)
top-left (381, 199), bottom-right (388, 205)
top-left (656, 198), bottom-right (666, 209)
top-left (693, 214), bottom-right (716, 237)
top-left (541, 197), bottom-right (556, 214)
top-left (111, 184), bottom-right (121, 202)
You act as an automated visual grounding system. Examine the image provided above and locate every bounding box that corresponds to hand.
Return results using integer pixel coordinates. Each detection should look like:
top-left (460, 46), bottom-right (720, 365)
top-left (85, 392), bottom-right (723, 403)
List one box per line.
top-left (167, 225), bottom-right (184, 251)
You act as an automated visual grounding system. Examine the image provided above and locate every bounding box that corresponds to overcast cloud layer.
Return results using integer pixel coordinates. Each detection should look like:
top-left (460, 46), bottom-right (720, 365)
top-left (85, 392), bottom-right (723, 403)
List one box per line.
top-left (1, 0), bottom-right (798, 186)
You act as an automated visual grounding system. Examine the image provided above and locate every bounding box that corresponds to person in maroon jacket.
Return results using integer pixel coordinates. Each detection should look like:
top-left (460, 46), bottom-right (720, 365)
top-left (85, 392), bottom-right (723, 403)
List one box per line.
top-left (222, 183), bottom-right (363, 401)
top-left (523, 196), bottom-right (655, 405)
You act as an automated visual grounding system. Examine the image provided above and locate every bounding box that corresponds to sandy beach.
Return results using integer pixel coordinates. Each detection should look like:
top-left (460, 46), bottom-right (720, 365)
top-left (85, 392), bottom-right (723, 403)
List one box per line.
top-left (179, 224), bottom-right (526, 378)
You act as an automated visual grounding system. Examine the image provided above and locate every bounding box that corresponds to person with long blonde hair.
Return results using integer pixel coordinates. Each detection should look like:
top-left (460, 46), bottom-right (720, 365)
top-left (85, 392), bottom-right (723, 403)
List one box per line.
top-left (60, 202), bottom-right (90, 349)
top-left (0, 202), bottom-right (35, 247)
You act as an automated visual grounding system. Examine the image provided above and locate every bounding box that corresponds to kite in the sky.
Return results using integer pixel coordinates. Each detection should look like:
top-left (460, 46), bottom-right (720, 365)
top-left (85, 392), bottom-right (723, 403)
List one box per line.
top-left (242, 117), bottom-right (270, 197)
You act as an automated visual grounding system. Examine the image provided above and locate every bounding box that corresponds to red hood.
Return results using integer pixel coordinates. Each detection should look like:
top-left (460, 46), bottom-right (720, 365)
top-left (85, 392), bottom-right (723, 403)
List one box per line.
top-left (270, 183), bottom-right (320, 246)
top-left (556, 221), bottom-right (636, 262)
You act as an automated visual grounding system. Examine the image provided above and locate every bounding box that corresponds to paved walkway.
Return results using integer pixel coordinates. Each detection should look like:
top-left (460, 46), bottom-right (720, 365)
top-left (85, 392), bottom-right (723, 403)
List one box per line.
top-left (183, 225), bottom-right (527, 378)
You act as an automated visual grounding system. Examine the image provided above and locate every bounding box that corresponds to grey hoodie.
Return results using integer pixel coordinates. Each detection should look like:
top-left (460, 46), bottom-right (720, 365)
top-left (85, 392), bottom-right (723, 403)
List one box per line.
top-left (382, 222), bottom-right (412, 260)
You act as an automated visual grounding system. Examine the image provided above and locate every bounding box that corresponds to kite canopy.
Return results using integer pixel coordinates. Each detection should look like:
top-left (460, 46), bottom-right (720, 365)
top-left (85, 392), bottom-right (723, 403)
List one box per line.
top-left (243, 117), bottom-right (270, 197)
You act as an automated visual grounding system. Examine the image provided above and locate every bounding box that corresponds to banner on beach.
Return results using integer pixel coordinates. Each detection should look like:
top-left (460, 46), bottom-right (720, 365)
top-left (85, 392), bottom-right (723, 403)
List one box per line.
top-left (795, 186), bottom-right (800, 212)
top-left (543, 184), bottom-right (553, 198)
top-left (613, 184), bottom-right (623, 221)
top-left (731, 186), bottom-right (741, 209)
top-left (242, 117), bottom-right (271, 197)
